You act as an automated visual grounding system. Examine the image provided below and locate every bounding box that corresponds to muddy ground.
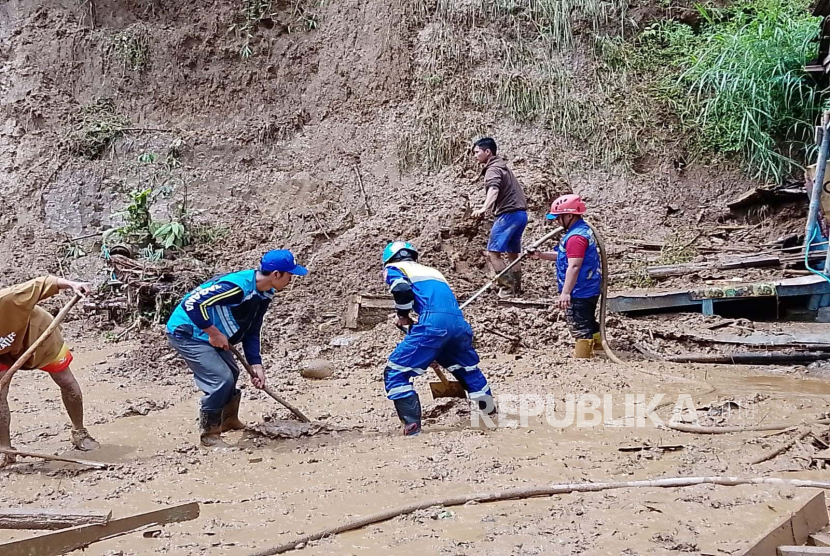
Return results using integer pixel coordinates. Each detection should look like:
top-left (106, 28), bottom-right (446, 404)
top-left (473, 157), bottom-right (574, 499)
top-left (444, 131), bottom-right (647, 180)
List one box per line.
top-left (2, 315), bottom-right (830, 555)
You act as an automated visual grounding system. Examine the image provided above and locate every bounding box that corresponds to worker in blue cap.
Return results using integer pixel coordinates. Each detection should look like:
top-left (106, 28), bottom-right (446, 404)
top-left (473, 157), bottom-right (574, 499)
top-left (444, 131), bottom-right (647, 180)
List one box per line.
top-left (166, 249), bottom-right (308, 447)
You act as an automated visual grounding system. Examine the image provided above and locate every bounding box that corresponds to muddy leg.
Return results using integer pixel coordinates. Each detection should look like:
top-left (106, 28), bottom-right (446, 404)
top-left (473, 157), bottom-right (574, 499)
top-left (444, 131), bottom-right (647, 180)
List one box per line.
top-left (49, 368), bottom-right (99, 451)
top-left (0, 371), bottom-right (16, 468)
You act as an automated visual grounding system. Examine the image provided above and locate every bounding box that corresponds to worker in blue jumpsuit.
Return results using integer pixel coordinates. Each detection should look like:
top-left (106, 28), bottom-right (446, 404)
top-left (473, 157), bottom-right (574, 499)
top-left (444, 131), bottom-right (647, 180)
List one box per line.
top-left (382, 241), bottom-right (495, 436)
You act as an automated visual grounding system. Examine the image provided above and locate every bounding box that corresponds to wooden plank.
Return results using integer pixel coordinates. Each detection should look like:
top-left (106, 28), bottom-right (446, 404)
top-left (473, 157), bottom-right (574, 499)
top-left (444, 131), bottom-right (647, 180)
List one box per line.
top-left (778, 547), bottom-right (830, 555)
top-left (810, 533), bottom-right (830, 547)
top-left (743, 492), bottom-right (828, 556)
top-left (0, 502), bottom-right (200, 556)
top-left (343, 294), bottom-right (361, 329)
top-left (0, 509), bottom-right (111, 530)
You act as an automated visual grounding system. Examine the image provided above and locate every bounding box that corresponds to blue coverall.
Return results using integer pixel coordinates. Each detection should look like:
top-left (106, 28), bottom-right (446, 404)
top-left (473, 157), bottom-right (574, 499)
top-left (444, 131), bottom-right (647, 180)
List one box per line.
top-left (383, 260), bottom-right (493, 427)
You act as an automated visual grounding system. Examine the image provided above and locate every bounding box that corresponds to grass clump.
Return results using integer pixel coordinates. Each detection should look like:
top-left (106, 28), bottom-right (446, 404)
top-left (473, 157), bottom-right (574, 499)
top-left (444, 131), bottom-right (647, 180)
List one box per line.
top-left (111, 25), bottom-right (150, 71)
top-left (67, 99), bottom-right (131, 159)
top-left (640, 0), bottom-right (823, 183)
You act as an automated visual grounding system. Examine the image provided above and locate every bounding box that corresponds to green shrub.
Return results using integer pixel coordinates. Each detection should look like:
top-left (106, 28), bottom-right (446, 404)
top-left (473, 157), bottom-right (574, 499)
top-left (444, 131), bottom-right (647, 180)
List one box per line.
top-left (647, 0), bottom-right (823, 183)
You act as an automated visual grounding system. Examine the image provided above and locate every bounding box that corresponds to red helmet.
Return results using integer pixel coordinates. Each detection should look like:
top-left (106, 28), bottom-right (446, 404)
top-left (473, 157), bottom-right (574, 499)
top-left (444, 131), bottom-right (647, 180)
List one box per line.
top-left (546, 194), bottom-right (586, 219)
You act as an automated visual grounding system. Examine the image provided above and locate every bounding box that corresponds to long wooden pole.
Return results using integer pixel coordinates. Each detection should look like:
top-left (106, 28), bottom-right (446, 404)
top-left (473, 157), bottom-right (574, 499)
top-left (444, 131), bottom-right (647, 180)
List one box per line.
top-left (0, 294), bottom-right (82, 392)
top-left (249, 476), bottom-right (830, 555)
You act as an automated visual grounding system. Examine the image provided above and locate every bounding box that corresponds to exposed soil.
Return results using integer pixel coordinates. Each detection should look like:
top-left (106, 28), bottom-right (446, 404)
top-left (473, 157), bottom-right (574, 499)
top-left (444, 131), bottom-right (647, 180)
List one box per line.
top-left (1, 0), bottom-right (829, 554)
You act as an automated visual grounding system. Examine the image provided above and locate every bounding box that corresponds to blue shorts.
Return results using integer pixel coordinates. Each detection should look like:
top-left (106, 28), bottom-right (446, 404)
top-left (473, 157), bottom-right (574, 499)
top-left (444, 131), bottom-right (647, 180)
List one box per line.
top-left (487, 210), bottom-right (527, 254)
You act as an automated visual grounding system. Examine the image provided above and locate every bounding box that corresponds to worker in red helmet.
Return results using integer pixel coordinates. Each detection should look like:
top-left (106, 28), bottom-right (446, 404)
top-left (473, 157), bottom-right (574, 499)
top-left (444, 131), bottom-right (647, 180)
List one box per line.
top-left (529, 194), bottom-right (602, 344)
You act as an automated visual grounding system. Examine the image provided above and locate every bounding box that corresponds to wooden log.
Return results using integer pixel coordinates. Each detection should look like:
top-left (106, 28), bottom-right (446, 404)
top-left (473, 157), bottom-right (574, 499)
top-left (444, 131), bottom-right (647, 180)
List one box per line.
top-left (744, 491), bottom-right (828, 556)
top-left (751, 429), bottom-right (812, 465)
top-left (0, 449), bottom-right (108, 469)
top-left (0, 502), bottom-right (199, 556)
top-left (0, 509), bottom-right (111, 530)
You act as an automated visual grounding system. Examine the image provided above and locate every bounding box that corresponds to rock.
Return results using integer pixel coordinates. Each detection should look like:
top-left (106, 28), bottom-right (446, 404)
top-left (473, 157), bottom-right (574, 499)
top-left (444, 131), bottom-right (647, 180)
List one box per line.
top-left (301, 359), bottom-right (334, 379)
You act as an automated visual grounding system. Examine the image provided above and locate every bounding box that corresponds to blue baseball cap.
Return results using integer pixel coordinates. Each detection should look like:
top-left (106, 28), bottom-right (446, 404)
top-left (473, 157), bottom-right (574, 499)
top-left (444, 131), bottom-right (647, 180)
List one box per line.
top-left (260, 249), bottom-right (308, 276)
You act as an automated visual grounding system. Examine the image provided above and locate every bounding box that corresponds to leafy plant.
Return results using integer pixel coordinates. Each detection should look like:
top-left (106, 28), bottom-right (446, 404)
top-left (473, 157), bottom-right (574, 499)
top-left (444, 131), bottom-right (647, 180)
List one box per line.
top-left (151, 222), bottom-right (188, 249)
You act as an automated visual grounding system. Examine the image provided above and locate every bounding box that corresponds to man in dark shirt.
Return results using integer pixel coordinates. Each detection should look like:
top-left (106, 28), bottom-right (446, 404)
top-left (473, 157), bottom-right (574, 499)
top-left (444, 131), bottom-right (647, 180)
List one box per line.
top-left (471, 138), bottom-right (528, 295)
top-left (166, 249), bottom-right (308, 447)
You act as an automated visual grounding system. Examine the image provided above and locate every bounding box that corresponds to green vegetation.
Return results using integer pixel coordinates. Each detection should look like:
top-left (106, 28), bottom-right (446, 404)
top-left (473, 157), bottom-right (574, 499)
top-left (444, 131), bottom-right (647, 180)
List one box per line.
top-left (636, 0), bottom-right (822, 183)
top-left (111, 25), bottom-right (151, 71)
top-left (67, 99), bottom-right (131, 159)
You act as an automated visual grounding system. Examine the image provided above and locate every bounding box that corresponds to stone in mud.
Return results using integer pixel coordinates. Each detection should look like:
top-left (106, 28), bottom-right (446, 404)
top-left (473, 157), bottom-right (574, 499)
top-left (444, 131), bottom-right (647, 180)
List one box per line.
top-left (300, 359), bottom-right (334, 379)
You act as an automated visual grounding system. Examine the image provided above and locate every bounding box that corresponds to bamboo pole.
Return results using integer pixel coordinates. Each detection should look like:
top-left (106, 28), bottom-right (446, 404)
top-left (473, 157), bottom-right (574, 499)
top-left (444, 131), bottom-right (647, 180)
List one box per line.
top-left (249, 476), bottom-right (830, 555)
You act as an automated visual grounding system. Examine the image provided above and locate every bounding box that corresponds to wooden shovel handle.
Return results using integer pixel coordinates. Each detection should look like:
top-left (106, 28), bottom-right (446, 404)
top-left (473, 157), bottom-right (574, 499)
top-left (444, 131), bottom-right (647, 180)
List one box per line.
top-left (227, 345), bottom-right (311, 423)
top-left (0, 294), bottom-right (82, 392)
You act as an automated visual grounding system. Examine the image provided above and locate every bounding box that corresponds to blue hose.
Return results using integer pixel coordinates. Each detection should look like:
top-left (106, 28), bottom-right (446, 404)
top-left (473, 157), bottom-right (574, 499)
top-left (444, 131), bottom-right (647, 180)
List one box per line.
top-left (804, 227), bottom-right (830, 285)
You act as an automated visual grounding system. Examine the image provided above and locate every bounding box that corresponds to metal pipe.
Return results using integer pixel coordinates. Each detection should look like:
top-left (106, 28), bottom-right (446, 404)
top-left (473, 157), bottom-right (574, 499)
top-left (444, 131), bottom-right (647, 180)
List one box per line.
top-left (805, 113), bottom-right (830, 266)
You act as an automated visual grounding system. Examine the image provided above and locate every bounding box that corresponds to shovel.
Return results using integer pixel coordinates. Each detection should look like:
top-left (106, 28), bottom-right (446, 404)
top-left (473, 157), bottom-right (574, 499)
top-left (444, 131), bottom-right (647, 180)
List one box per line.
top-left (395, 325), bottom-right (466, 399)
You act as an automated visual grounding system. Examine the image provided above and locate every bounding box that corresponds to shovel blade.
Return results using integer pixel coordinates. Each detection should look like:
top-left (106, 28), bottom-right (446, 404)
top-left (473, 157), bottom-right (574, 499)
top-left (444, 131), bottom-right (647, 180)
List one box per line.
top-left (429, 380), bottom-right (467, 399)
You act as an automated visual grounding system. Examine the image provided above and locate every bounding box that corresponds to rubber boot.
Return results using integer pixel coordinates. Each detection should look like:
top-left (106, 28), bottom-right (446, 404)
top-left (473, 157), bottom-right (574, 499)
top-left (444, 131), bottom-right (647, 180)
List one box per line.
top-left (511, 270), bottom-right (522, 296)
top-left (221, 390), bottom-right (245, 432)
top-left (70, 428), bottom-right (101, 451)
top-left (393, 395), bottom-right (422, 437)
top-left (497, 272), bottom-right (516, 299)
top-left (199, 410), bottom-right (229, 448)
top-left (476, 395), bottom-right (498, 415)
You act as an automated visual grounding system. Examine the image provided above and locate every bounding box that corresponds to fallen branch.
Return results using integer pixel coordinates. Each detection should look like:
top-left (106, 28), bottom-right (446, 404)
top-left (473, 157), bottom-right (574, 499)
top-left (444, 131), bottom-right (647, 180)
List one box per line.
top-left (751, 429), bottom-right (812, 465)
top-left (0, 509), bottom-right (111, 530)
top-left (352, 165), bottom-right (372, 216)
top-left (664, 419), bottom-right (830, 435)
top-left (249, 476), bottom-right (830, 556)
top-left (0, 449), bottom-right (108, 469)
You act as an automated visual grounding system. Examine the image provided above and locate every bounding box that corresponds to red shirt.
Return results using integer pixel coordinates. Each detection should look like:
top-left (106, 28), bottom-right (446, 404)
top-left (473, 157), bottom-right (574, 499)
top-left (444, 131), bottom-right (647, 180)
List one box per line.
top-left (564, 235), bottom-right (589, 259)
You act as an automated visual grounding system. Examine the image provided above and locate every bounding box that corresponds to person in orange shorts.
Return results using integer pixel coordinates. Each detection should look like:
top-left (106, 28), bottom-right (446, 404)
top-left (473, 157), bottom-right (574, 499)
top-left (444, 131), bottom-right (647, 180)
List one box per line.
top-left (0, 276), bottom-right (99, 468)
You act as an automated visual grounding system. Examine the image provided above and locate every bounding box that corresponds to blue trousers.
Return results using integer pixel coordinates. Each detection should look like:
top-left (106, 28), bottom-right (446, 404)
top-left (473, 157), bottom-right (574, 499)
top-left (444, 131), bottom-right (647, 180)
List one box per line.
top-left (384, 314), bottom-right (492, 405)
top-left (167, 326), bottom-right (240, 412)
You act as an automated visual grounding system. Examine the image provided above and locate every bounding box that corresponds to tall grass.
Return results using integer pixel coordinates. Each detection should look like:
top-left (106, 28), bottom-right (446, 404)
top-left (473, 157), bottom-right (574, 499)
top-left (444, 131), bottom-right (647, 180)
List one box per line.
top-left (659, 0), bottom-right (822, 183)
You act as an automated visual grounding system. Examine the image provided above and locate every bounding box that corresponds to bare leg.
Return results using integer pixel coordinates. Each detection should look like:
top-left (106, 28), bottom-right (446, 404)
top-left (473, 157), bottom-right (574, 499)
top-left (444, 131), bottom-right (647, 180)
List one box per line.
top-left (0, 371), bottom-right (16, 468)
top-left (485, 250), bottom-right (506, 275)
top-left (49, 368), bottom-right (99, 451)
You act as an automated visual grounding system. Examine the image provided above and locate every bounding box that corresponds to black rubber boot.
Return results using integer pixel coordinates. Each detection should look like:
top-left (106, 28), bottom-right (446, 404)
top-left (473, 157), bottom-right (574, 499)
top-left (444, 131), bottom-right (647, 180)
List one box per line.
top-left (221, 390), bottom-right (245, 432)
top-left (393, 395), bottom-right (422, 437)
top-left (199, 409), bottom-right (228, 448)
